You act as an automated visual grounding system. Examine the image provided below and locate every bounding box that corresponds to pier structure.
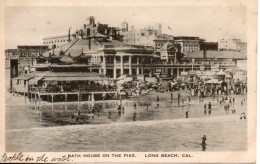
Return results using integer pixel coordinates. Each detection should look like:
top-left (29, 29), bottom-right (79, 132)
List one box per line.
top-left (11, 71), bottom-right (118, 103)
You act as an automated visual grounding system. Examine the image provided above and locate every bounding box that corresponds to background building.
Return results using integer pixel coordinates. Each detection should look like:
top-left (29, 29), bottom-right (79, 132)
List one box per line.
top-left (17, 45), bottom-right (49, 75)
top-left (5, 49), bottom-right (18, 68)
top-left (43, 35), bottom-right (69, 49)
top-left (200, 41), bottom-right (218, 51)
top-left (218, 38), bottom-right (247, 52)
top-left (173, 36), bottom-right (200, 55)
top-left (154, 34), bottom-right (174, 52)
top-left (122, 22), bottom-right (162, 46)
top-left (11, 17), bottom-right (247, 91)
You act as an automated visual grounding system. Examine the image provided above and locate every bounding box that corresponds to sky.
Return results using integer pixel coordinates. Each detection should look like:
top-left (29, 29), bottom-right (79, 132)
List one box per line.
top-left (5, 6), bottom-right (247, 49)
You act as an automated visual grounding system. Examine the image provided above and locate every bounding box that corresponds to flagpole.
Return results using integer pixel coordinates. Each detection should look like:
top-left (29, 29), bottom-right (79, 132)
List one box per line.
top-left (167, 25), bottom-right (173, 36)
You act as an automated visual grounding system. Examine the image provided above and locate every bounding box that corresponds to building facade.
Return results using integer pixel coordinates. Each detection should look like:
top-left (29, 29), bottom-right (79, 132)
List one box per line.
top-left (17, 45), bottom-right (49, 75)
top-left (173, 36), bottom-right (200, 55)
top-left (122, 23), bottom-right (162, 46)
top-left (43, 35), bottom-right (69, 49)
top-left (11, 18), bottom-right (247, 94)
top-left (5, 49), bottom-right (18, 68)
top-left (218, 38), bottom-right (247, 52)
top-left (154, 34), bottom-right (174, 52)
top-left (200, 41), bottom-right (218, 51)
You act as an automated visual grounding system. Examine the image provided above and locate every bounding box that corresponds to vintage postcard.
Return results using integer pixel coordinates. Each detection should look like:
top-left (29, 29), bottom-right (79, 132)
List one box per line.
top-left (0, 0), bottom-right (257, 163)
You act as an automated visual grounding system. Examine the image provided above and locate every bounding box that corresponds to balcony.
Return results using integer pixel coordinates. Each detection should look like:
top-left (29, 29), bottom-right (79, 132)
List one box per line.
top-left (29, 85), bottom-right (117, 93)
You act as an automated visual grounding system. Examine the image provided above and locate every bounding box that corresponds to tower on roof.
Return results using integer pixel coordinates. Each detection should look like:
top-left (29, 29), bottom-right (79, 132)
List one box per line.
top-left (121, 21), bottom-right (128, 32)
top-left (87, 16), bottom-right (95, 25)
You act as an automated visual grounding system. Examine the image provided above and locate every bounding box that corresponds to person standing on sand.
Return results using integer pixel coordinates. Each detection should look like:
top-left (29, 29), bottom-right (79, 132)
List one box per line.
top-left (208, 102), bottom-right (211, 110)
top-left (133, 111), bottom-right (137, 121)
top-left (185, 108), bottom-right (189, 118)
top-left (118, 108), bottom-right (121, 116)
top-left (97, 106), bottom-right (100, 116)
top-left (202, 135), bottom-right (207, 151)
top-left (133, 103), bottom-right (137, 109)
top-left (208, 108), bottom-right (211, 115)
top-left (204, 104), bottom-right (207, 115)
top-left (108, 111), bottom-right (112, 119)
top-left (208, 102), bottom-right (212, 115)
top-left (121, 105), bottom-right (125, 115)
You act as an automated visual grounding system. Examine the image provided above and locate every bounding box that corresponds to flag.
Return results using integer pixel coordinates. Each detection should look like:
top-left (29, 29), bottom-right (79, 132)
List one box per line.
top-left (168, 26), bottom-right (172, 31)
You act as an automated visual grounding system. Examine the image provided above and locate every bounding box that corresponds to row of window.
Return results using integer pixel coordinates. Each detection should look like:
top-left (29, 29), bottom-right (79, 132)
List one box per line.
top-left (43, 39), bottom-right (68, 44)
top-left (184, 48), bottom-right (199, 52)
top-left (124, 38), bottom-right (141, 42)
top-left (155, 43), bottom-right (164, 47)
top-left (125, 31), bottom-right (158, 38)
top-left (19, 52), bottom-right (40, 56)
top-left (183, 44), bottom-right (199, 47)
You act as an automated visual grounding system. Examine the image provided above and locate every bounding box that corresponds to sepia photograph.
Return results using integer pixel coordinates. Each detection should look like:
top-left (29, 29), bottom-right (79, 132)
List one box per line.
top-left (1, 0), bottom-right (257, 163)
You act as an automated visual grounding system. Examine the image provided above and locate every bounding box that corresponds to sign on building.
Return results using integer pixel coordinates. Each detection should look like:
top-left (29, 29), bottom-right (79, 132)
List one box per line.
top-left (211, 64), bottom-right (220, 71)
top-left (160, 50), bottom-right (168, 61)
top-left (155, 68), bottom-right (162, 73)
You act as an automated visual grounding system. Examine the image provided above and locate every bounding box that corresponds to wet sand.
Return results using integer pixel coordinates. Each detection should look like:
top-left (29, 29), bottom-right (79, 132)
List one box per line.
top-left (6, 115), bottom-right (246, 152)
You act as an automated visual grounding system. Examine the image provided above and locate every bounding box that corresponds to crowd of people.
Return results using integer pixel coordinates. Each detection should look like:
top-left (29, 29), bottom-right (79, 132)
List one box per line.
top-left (119, 73), bottom-right (247, 101)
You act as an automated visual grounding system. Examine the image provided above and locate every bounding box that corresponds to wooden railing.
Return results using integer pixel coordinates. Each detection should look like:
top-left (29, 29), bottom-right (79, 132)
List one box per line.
top-left (29, 86), bottom-right (117, 93)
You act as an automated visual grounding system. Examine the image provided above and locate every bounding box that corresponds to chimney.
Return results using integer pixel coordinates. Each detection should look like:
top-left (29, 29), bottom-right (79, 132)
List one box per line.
top-left (68, 27), bottom-right (71, 42)
top-left (84, 24), bottom-right (86, 29)
top-left (89, 16), bottom-right (95, 25)
top-left (87, 28), bottom-right (90, 36)
top-left (88, 39), bottom-right (91, 50)
top-left (203, 49), bottom-right (207, 58)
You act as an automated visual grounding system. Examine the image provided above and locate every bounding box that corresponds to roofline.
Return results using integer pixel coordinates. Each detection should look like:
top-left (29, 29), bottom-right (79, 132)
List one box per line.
top-left (17, 45), bottom-right (48, 48)
top-left (173, 36), bottom-right (200, 40)
top-left (43, 35), bottom-right (68, 40)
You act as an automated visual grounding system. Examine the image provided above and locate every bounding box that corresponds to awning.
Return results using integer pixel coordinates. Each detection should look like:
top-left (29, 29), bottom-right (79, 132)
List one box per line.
top-left (29, 77), bottom-right (44, 85)
top-left (181, 72), bottom-right (188, 76)
top-left (145, 77), bottom-right (158, 83)
top-left (205, 79), bottom-right (221, 84)
top-left (117, 75), bottom-right (127, 80)
top-left (117, 80), bottom-right (125, 85)
top-left (42, 76), bottom-right (108, 81)
top-left (152, 54), bottom-right (161, 58)
top-left (124, 77), bottom-right (133, 82)
top-left (216, 69), bottom-right (226, 76)
top-left (226, 74), bottom-right (232, 78)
